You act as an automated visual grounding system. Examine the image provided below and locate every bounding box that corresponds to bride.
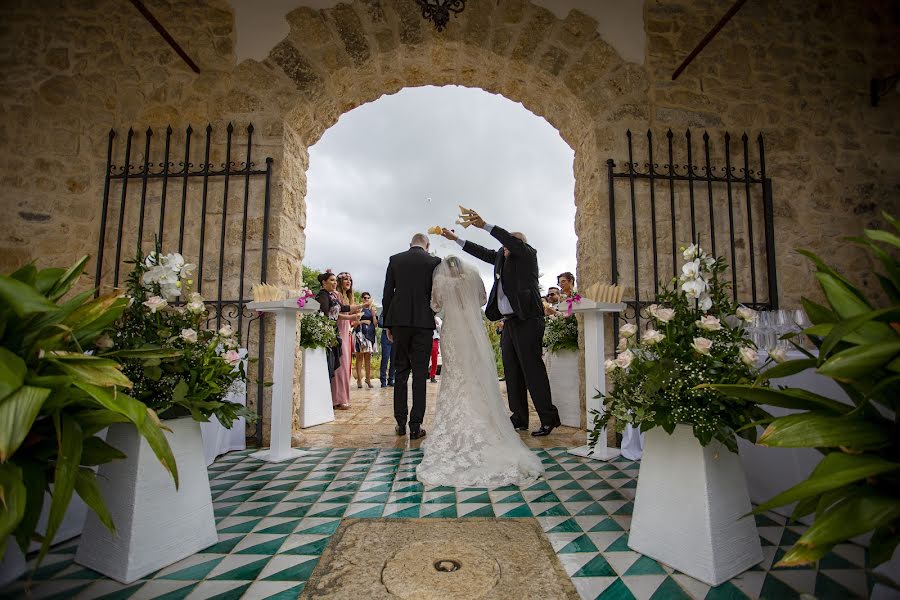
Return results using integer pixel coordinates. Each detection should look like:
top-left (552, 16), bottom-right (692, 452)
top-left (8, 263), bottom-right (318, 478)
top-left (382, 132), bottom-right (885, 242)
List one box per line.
top-left (416, 255), bottom-right (544, 487)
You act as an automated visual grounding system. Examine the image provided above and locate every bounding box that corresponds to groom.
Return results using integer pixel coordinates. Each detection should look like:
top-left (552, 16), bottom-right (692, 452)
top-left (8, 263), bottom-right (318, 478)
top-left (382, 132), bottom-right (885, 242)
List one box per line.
top-left (382, 233), bottom-right (442, 440)
top-left (441, 212), bottom-right (561, 436)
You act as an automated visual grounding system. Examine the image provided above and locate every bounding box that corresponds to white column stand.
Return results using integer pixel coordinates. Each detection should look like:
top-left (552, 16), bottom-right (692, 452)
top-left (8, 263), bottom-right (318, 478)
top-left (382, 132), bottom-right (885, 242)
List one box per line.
top-left (567, 299), bottom-right (625, 461)
top-left (248, 299), bottom-right (319, 463)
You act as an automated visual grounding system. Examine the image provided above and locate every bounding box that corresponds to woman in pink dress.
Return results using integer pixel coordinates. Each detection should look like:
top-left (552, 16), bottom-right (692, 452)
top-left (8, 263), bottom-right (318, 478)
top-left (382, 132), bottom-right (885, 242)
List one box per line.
top-left (332, 272), bottom-right (367, 409)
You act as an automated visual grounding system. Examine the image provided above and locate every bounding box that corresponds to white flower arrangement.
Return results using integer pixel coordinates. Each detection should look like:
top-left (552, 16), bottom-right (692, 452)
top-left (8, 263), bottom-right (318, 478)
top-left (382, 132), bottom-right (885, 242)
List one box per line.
top-left (142, 252), bottom-right (195, 301)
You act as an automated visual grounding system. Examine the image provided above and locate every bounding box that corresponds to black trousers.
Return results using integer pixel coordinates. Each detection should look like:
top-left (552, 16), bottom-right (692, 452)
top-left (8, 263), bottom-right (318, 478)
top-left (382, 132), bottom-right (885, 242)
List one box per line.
top-left (391, 326), bottom-right (432, 429)
top-left (501, 316), bottom-right (560, 428)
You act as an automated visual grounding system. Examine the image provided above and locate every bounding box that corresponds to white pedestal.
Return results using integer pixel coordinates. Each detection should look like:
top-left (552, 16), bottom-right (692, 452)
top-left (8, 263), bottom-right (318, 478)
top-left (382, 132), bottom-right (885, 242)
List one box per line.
top-left (299, 347), bottom-right (335, 428)
top-left (568, 300), bottom-right (626, 461)
top-left (248, 299), bottom-right (319, 463)
top-left (629, 425), bottom-right (763, 586)
top-left (75, 418), bottom-right (218, 584)
top-left (544, 349), bottom-right (580, 428)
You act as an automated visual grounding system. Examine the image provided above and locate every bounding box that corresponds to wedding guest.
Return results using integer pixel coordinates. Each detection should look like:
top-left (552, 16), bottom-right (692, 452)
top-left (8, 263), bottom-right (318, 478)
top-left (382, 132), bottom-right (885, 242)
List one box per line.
top-left (315, 271), bottom-right (342, 382)
top-left (380, 309), bottom-right (395, 387)
top-left (544, 286), bottom-right (562, 316)
top-left (353, 292), bottom-right (377, 389)
top-left (429, 315), bottom-right (442, 383)
top-left (558, 272), bottom-right (576, 298)
top-left (333, 272), bottom-right (366, 409)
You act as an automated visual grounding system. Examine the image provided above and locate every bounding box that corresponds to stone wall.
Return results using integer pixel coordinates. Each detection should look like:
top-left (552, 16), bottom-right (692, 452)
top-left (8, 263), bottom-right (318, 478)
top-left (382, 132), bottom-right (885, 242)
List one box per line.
top-left (1, 0), bottom-right (898, 439)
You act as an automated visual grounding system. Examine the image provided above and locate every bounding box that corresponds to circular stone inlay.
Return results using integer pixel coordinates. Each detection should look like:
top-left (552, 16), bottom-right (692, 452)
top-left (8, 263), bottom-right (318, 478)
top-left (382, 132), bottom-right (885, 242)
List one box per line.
top-left (382, 540), bottom-right (501, 599)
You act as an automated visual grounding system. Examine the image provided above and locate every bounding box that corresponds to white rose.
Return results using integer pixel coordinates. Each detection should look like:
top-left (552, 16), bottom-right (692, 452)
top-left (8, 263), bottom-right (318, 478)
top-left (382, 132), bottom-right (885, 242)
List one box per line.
top-left (691, 337), bottom-right (713, 355)
top-left (739, 347), bottom-right (758, 366)
top-left (143, 295), bottom-right (167, 313)
top-left (681, 259), bottom-right (701, 280)
top-left (180, 328), bottom-right (198, 343)
top-left (736, 306), bottom-right (756, 322)
top-left (769, 346), bottom-right (788, 363)
top-left (616, 337), bottom-right (628, 352)
top-left (698, 293), bottom-right (713, 312)
top-left (95, 333), bottom-right (114, 350)
top-left (654, 307), bottom-right (675, 323)
top-left (682, 277), bottom-right (707, 299)
top-left (604, 358), bottom-right (618, 373)
top-left (620, 323), bottom-right (638, 338)
top-left (224, 349), bottom-right (242, 366)
top-left (219, 324), bottom-right (234, 338)
top-left (696, 315), bottom-right (722, 331)
top-left (614, 350), bottom-right (634, 369)
top-left (642, 328), bottom-right (665, 345)
top-left (187, 292), bottom-right (205, 314)
top-left (647, 304), bottom-right (659, 318)
top-left (682, 244), bottom-right (699, 261)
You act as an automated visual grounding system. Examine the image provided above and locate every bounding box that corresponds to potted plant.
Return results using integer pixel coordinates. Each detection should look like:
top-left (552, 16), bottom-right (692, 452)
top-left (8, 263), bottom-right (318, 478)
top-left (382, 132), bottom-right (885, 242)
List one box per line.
top-left (707, 214), bottom-right (899, 594)
top-left (298, 309), bottom-right (337, 428)
top-left (75, 249), bottom-right (253, 584)
top-left (543, 312), bottom-right (581, 427)
top-left (591, 244), bottom-right (771, 586)
top-left (0, 256), bottom-right (177, 585)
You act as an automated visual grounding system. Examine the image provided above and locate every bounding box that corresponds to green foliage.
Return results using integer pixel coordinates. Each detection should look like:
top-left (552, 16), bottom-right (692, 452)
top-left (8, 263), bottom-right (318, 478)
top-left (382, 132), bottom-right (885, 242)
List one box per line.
top-left (299, 313), bottom-right (338, 350)
top-left (112, 250), bottom-right (254, 428)
top-left (0, 257), bottom-right (177, 567)
top-left (591, 247), bottom-right (770, 452)
top-left (707, 213), bottom-right (900, 568)
top-left (301, 265), bottom-right (322, 293)
top-left (544, 314), bottom-right (579, 353)
top-left (485, 317), bottom-right (504, 377)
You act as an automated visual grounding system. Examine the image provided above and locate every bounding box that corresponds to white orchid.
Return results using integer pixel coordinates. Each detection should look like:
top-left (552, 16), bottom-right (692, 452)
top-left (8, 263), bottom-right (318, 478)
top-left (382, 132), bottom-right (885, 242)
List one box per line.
top-left (642, 328), bottom-right (665, 345)
top-left (604, 359), bottom-right (618, 373)
top-left (620, 323), bottom-right (638, 338)
top-left (696, 315), bottom-right (722, 331)
top-left (681, 277), bottom-right (707, 299)
top-left (698, 293), bottom-right (713, 312)
top-left (691, 337), bottom-right (713, 355)
top-left (682, 243), bottom-right (699, 261)
top-left (181, 328), bottom-right (198, 343)
top-left (736, 306), bottom-right (756, 322)
top-left (614, 350), bottom-right (634, 369)
top-left (739, 347), bottom-right (758, 366)
top-left (143, 295), bottom-right (168, 313)
top-left (681, 259), bottom-right (701, 280)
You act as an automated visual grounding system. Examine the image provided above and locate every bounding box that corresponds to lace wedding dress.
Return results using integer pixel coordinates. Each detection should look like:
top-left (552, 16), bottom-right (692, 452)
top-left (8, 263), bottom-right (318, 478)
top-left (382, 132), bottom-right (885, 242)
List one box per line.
top-left (416, 256), bottom-right (544, 487)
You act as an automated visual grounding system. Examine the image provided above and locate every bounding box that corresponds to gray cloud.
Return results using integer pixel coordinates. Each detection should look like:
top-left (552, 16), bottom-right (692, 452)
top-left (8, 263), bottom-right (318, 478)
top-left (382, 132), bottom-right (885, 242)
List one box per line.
top-left (304, 85), bottom-right (576, 305)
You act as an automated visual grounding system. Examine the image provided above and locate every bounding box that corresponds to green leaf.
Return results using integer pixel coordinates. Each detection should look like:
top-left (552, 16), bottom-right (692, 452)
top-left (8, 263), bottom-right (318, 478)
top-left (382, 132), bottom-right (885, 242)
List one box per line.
top-left (74, 468), bottom-right (115, 534)
top-left (49, 358), bottom-right (132, 389)
top-left (701, 384), bottom-right (851, 414)
top-left (819, 307), bottom-right (900, 357)
top-left (869, 526), bottom-right (900, 568)
top-left (38, 415), bottom-right (82, 565)
top-left (864, 228), bottom-right (900, 249)
top-left (136, 410), bottom-right (179, 490)
top-left (0, 274), bottom-right (60, 317)
top-left (0, 462), bottom-right (26, 561)
top-left (103, 348), bottom-right (182, 359)
top-left (10, 264), bottom-right (37, 286)
top-left (73, 410), bottom-right (129, 437)
top-left (759, 413), bottom-right (892, 450)
top-left (816, 340), bottom-right (900, 381)
top-left (79, 436), bottom-right (126, 466)
top-left (35, 268), bottom-right (66, 295)
top-left (0, 347), bottom-right (26, 402)
top-left (801, 297), bottom-right (838, 326)
top-left (14, 460), bottom-right (47, 552)
top-left (752, 453), bottom-right (900, 514)
top-left (752, 358), bottom-right (818, 385)
top-left (795, 493), bottom-right (900, 548)
top-left (45, 256), bottom-right (89, 302)
top-left (0, 386), bottom-right (52, 461)
top-left (775, 542), bottom-right (833, 567)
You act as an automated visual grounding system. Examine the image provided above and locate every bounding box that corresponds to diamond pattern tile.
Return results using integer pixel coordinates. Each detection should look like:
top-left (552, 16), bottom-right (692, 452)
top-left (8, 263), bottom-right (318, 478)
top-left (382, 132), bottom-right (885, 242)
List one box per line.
top-left (1, 447), bottom-right (875, 599)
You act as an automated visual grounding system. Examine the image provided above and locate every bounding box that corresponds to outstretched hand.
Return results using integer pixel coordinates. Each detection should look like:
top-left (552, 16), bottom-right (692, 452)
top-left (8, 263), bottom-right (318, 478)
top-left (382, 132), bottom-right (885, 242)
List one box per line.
top-left (440, 227), bottom-right (459, 241)
top-left (466, 209), bottom-right (486, 229)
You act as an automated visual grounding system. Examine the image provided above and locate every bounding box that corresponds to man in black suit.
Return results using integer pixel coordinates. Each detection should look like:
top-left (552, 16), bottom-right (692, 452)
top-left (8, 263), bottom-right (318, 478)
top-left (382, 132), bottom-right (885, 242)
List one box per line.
top-left (381, 233), bottom-right (442, 440)
top-left (441, 212), bottom-right (561, 437)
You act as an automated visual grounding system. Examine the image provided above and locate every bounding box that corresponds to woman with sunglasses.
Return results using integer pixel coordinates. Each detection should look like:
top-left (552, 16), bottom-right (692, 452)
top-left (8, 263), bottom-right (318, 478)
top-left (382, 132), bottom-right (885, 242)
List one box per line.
top-left (333, 272), bottom-right (370, 408)
top-left (353, 292), bottom-right (378, 388)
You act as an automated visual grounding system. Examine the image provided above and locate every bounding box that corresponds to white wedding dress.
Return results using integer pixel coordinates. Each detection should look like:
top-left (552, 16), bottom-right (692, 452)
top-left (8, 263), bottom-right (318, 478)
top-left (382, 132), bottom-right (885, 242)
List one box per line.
top-left (416, 256), bottom-right (544, 487)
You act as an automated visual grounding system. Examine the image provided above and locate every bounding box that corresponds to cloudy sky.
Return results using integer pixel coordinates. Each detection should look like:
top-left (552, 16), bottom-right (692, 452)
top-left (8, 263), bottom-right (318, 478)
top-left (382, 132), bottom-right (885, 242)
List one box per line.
top-left (304, 85), bottom-right (576, 305)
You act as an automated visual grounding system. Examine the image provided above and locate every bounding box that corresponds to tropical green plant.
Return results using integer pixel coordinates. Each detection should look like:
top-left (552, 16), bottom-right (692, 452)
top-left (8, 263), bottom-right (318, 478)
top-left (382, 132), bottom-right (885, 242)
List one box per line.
top-left (591, 244), bottom-right (771, 452)
top-left (112, 250), bottom-right (254, 427)
top-left (0, 257), bottom-right (177, 566)
top-left (706, 213), bottom-right (900, 568)
top-left (485, 317), bottom-right (504, 378)
top-left (299, 312), bottom-right (338, 350)
top-left (544, 314), bottom-right (579, 353)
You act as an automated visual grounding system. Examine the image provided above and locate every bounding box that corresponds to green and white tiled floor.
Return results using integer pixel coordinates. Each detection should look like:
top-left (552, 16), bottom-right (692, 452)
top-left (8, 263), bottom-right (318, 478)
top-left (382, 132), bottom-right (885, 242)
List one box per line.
top-left (2, 447), bottom-right (873, 599)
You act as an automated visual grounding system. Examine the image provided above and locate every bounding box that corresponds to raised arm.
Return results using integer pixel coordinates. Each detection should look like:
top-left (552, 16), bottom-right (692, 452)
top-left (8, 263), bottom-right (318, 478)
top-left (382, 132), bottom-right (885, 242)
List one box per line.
top-left (488, 224), bottom-right (535, 258)
top-left (461, 239), bottom-right (498, 265)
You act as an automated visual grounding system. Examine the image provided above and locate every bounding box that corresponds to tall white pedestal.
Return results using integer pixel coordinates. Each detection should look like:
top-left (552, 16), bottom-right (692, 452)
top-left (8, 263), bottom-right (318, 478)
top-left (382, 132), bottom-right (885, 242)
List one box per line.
top-left (567, 299), bottom-right (626, 461)
top-left (248, 299), bottom-right (319, 463)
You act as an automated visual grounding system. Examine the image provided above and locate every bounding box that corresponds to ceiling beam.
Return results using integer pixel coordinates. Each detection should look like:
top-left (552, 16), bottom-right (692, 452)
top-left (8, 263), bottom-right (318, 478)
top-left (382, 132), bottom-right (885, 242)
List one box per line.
top-left (672, 0), bottom-right (748, 81)
top-left (129, 0), bottom-right (201, 74)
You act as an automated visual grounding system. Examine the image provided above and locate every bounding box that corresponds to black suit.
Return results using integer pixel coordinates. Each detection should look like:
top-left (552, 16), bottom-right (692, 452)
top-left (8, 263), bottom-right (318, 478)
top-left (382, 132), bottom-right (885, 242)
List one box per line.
top-left (462, 226), bottom-right (560, 428)
top-left (382, 246), bottom-right (442, 430)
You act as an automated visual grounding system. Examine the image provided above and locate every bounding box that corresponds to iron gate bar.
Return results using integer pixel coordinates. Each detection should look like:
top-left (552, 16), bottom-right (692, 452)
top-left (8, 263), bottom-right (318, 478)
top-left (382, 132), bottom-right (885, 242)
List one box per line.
top-left (724, 133), bottom-right (738, 303)
top-left (626, 130), bottom-right (641, 334)
top-left (94, 129), bottom-right (115, 297)
top-left (703, 132), bottom-right (716, 257)
top-left (177, 125), bottom-right (192, 254)
top-left (646, 131), bottom-right (659, 296)
top-left (741, 133), bottom-right (757, 305)
top-left (686, 129), bottom-right (697, 243)
top-left (113, 128), bottom-right (134, 288)
top-left (667, 130), bottom-right (677, 280)
top-left (157, 126), bottom-right (172, 246)
top-left (216, 123), bottom-right (234, 330)
top-left (198, 124), bottom-right (212, 295)
top-left (760, 134), bottom-right (778, 310)
top-left (606, 158), bottom-right (619, 341)
top-left (137, 127), bottom-right (152, 247)
top-left (237, 124), bottom-right (254, 339)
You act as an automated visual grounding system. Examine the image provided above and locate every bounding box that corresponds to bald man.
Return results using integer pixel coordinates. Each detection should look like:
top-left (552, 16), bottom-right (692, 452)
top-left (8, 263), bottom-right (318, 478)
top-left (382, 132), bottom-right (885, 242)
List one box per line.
top-left (441, 213), bottom-right (561, 437)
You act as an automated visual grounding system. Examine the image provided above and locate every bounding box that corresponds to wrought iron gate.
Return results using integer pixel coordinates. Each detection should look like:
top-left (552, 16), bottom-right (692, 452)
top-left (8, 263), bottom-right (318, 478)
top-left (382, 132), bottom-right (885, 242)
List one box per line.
top-left (607, 129), bottom-right (777, 336)
top-left (93, 124), bottom-right (273, 445)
